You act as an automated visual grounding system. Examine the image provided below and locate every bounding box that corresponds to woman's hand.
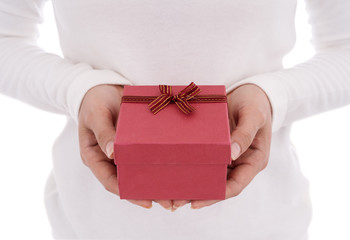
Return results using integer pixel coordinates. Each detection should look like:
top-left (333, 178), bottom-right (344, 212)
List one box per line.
top-left (78, 84), bottom-right (173, 210)
top-left (174, 84), bottom-right (273, 209)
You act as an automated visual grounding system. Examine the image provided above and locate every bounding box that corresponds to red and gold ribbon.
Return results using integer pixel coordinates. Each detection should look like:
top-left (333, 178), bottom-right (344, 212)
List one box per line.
top-left (122, 82), bottom-right (227, 115)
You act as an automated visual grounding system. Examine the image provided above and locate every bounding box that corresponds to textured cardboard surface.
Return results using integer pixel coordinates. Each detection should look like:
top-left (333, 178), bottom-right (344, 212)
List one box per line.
top-left (114, 84), bottom-right (231, 199)
top-left (118, 164), bottom-right (227, 200)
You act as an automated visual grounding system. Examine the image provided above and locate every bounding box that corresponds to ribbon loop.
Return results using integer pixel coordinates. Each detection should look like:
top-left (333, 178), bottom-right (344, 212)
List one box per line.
top-left (148, 82), bottom-right (201, 114)
top-left (121, 82), bottom-right (227, 115)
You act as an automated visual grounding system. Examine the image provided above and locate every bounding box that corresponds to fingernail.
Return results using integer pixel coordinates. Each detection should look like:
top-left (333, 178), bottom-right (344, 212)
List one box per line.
top-left (173, 205), bottom-right (178, 209)
top-left (143, 204), bottom-right (152, 209)
top-left (231, 142), bottom-right (241, 160)
top-left (165, 206), bottom-right (172, 210)
top-left (106, 141), bottom-right (114, 159)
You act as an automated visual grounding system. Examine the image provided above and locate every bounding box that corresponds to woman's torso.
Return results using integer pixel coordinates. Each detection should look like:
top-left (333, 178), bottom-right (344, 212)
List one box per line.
top-left (46, 1), bottom-right (311, 239)
top-left (52, 0), bottom-right (296, 86)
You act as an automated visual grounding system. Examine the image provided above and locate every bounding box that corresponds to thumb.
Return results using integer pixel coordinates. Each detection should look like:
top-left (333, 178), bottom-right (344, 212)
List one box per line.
top-left (90, 110), bottom-right (117, 159)
top-left (230, 109), bottom-right (264, 160)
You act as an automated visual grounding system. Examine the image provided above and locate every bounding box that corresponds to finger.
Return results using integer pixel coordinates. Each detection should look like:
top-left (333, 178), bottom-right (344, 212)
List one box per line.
top-left (154, 200), bottom-right (173, 210)
top-left (89, 109), bottom-right (117, 160)
top-left (79, 125), bottom-right (98, 150)
top-left (191, 199), bottom-right (220, 209)
top-left (79, 128), bottom-right (153, 209)
top-left (127, 199), bottom-right (153, 209)
top-left (227, 122), bottom-right (271, 196)
top-left (88, 156), bottom-right (153, 209)
top-left (192, 140), bottom-right (268, 209)
top-left (172, 200), bottom-right (190, 210)
top-left (191, 169), bottom-right (245, 209)
top-left (87, 150), bottom-right (120, 195)
top-left (78, 126), bottom-right (103, 166)
top-left (223, 152), bottom-right (264, 207)
top-left (227, 102), bottom-right (237, 134)
top-left (191, 152), bottom-right (258, 210)
top-left (230, 107), bottom-right (265, 161)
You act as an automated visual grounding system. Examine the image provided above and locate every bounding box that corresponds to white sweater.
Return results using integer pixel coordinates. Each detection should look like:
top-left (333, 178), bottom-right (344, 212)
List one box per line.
top-left (1, 0), bottom-right (350, 239)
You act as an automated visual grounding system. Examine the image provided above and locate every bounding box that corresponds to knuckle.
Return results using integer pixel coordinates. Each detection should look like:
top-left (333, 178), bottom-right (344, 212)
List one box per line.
top-left (250, 149), bottom-right (269, 171)
top-left (259, 156), bottom-right (269, 170)
top-left (238, 129), bottom-right (254, 147)
top-left (104, 185), bottom-right (113, 193)
top-left (234, 183), bottom-right (245, 197)
top-left (82, 158), bottom-right (91, 168)
top-left (104, 184), bottom-right (112, 193)
top-left (104, 174), bottom-right (118, 194)
top-left (249, 150), bottom-right (268, 170)
top-left (79, 150), bottom-right (90, 167)
top-left (104, 181), bottom-right (114, 193)
top-left (80, 148), bottom-right (100, 167)
top-left (233, 189), bottom-right (243, 197)
top-left (227, 179), bottom-right (243, 197)
top-left (80, 154), bottom-right (88, 167)
top-left (96, 130), bottom-right (109, 143)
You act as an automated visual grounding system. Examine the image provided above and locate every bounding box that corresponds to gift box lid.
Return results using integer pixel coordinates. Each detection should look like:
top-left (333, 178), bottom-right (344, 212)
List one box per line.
top-left (114, 84), bottom-right (231, 165)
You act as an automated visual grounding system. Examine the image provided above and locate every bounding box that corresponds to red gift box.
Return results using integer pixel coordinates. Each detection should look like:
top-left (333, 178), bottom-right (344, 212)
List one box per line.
top-left (114, 83), bottom-right (231, 200)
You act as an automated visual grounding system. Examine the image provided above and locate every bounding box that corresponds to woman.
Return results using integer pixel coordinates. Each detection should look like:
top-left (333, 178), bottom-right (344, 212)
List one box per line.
top-left (0, 0), bottom-right (349, 239)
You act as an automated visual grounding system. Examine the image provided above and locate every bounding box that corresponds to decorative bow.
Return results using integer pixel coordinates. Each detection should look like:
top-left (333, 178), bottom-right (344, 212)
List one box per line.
top-left (148, 82), bottom-right (201, 114)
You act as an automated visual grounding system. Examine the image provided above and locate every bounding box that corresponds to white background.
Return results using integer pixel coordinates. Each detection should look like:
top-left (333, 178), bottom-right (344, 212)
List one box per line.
top-left (0, 1), bottom-right (349, 239)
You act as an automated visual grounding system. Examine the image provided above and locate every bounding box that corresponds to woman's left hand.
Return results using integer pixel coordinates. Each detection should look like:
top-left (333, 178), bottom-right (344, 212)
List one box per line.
top-left (172, 84), bottom-right (273, 210)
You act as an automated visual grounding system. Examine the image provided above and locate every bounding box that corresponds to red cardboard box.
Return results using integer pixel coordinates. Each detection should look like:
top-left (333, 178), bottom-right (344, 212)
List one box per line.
top-left (114, 83), bottom-right (231, 200)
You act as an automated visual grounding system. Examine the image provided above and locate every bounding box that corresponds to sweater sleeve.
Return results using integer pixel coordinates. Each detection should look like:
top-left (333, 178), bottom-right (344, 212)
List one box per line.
top-left (226, 0), bottom-right (350, 133)
top-left (0, 0), bottom-right (132, 124)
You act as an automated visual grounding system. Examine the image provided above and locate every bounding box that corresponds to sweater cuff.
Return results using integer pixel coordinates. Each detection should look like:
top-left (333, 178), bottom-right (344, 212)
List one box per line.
top-left (226, 74), bottom-right (288, 133)
top-left (67, 69), bottom-right (133, 124)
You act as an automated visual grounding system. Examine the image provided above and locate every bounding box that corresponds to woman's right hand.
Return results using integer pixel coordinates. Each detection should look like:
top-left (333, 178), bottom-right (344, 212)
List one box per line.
top-left (78, 84), bottom-right (173, 210)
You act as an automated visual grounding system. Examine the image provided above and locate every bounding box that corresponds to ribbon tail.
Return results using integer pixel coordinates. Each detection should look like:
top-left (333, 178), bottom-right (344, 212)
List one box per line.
top-left (159, 85), bottom-right (172, 95)
top-left (179, 82), bottom-right (201, 100)
top-left (174, 98), bottom-right (195, 114)
top-left (148, 94), bottom-right (171, 114)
